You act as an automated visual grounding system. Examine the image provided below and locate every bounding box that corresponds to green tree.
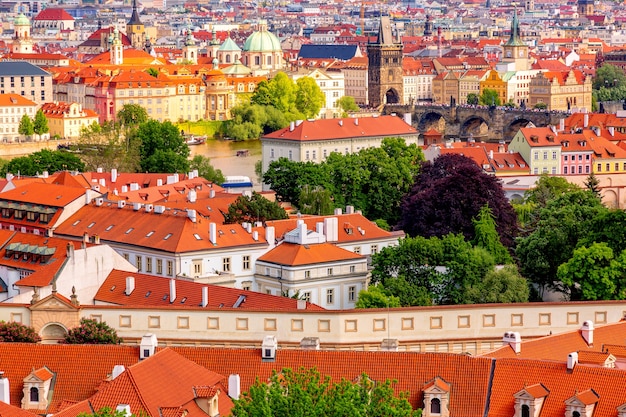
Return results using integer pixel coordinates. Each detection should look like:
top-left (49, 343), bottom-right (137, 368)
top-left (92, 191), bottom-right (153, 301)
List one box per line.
top-left (593, 63), bottom-right (626, 90)
top-left (584, 172), bottom-right (601, 199)
top-left (465, 265), bottom-right (530, 303)
top-left (231, 367), bottom-right (417, 417)
top-left (472, 205), bottom-right (512, 264)
top-left (145, 68), bottom-right (160, 78)
top-left (78, 407), bottom-right (135, 417)
top-left (337, 95), bottom-right (360, 116)
top-left (295, 76), bottom-right (325, 119)
top-left (263, 158), bottom-right (331, 207)
top-left (2, 149), bottom-right (85, 176)
top-left (222, 192), bottom-right (288, 224)
top-left (466, 93), bottom-right (479, 105)
top-left (533, 102), bottom-right (547, 110)
top-left (0, 321), bottom-right (41, 342)
top-left (132, 120), bottom-right (190, 173)
top-left (557, 243), bottom-right (626, 300)
top-left (189, 155), bottom-right (225, 184)
top-left (33, 109), bottom-right (49, 139)
top-left (64, 318), bottom-right (121, 344)
top-left (117, 104), bottom-right (149, 127)
top-left (355, 285), bottom-right (401, 308)
top-left (479, 89), bottom-right (501, 106)
top-left (298, 185), bottom-right (335, 215)
top-left (18, 114), bottom-right (34, 139)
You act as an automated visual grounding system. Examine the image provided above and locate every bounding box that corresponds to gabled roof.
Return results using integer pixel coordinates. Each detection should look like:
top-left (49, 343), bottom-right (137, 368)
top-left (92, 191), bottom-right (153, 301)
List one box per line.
top-left (0, 400), bottom-right (39, 417)
top-left (298, 44), bottom-right (360, 61)
top-left (0, 62), bottom-right (50, 77)
top-left (34, 8), bottom-right (74, 21)
top-left (517, 127), bottom-right (562, 147)
top-left (0, 181), bottom-right (87, 207)
top-left (515, 383), bottom-right (549, 399)
top-left (262, 116), bottom-right (417, 142)
top-left (94, 269), bottom-right (325, 311)
top-left (257, 242), bottom-right (363, 266)
top-left (0, 94), bottom-right (37, 107)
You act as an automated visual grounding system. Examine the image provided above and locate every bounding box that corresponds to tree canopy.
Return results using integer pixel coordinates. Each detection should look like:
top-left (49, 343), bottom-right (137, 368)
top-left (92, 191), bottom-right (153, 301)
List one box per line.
top-left (131, 120), bottom-right (190, 173)
top-left (2, 149), bottom-right (85, 177)
top-left (117, 104), bottom-right (149, 127)
top-left (355, 285), bottom-right (401, 309)
top-left (189, 155), bottom-right (225, 184)
top-left (33, 109), bottom-right (49, 139)
top-left (295, 76), bottom-right (326, 118)
top-left (593, 63), bottom-right (626, 90)
top-left (18, 114), bottom-right (34, 138)
top-left (479, 89), bottom-right (501, 106)
top-left (64, 318), bottom-right (122, 344)
top-left (398, 154), bottom-right (517, 248)
top-left (337, 96), bottom-right (360, 116)
top-left (231, 367), bottom-right (418, 417)
top-left (0, 321), bottom-right (41, 342)
top-left (222, 192), bottom-right (288, 224)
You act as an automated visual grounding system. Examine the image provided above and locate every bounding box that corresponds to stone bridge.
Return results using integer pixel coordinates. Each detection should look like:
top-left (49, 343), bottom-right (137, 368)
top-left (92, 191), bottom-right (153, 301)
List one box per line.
top-left (384, 104), bottom-right (566, 142)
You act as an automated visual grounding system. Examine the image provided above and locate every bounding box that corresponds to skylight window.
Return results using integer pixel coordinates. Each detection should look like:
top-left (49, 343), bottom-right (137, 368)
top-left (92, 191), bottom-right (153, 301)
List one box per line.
top-left (193, 233), bottom-right (202, 240)
top-left (72, 220), bottom-right (81, 226)
top-left (125, 228), bottom-right (134, 234)
top-left (105, 225), bottom-right (114, 231)
top-left (164, 233), bottom-right (172, 240)
top-left (145, 291), bottom-right (151, 297)
top-left (88, 222), bottom-right (95, 228)
top-left (146, 231), bottom-right (155, 237)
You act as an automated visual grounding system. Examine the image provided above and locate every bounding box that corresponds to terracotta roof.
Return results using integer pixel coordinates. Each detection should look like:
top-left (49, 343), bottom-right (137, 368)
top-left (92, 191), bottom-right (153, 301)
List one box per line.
top-left (574, 388), bottom-right (600, 405)
top-left (577, 350), bottom-right (614, 365)
top-left (262, 115), bottom-right (417, 142)
top-left (518, 127), bottom-right (563, 147)
top-left (32, 367), bottom-right (54, 381)
top-left (0, 94), bottom-right (37, 107)
top-left (257, 242), bottom-right (363, 266)
top-left (94, 269), bottom-right (325, 311)
top-left (523, 383), bottom-right (550, 398)
top-left (0, 182), bottom-right (87, 207)
top-left (34, 8), bottom-right (74, 21)
top-left (0, 401), bottom-right (39, 417)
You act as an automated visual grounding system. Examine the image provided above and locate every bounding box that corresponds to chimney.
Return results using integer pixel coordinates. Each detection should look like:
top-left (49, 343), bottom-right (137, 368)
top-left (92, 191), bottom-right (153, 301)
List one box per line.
top-left (111, 365), bottom-right (125, 379)
top-left (261, 335), bottom-right (277, 361)
top-left (228, 374), bottom-right (241, 400)
top-left (346, 205), bottom-right (354, 214)
top-left (609, 126), bottom-right (615, 136)
top-left (121, 185), bottom-right (128, 193)
top-left (334, 208), bottom-right (342, 215)
top-left (111, 168), bottom-right (118, 183)
top-left (502, 331), bottom-right (521, 354)
top-left (323, 217), bottom-right (338, 242)
top-left (210, 189), bottom-right (215, 198)
top-left (94, 235), bottom-right (100, 244)
top-left (66, 242), bottom-right (74, 258)
top-left (300, 337), bottom-right (320, 350)
top-left (338, 120), bottom-right (343, 126)
top-left (145, 204), bottom-right (153, 213)
top-left (581, 320), bottom-right (593, 346)
top-left (97, 167), bottom-right (103, 173)
top-left (133, 202), bottom-right (141, 211)
top-left (354, 118), bottom-right (359, 126)
top-left (188, 188), bottom-right (197, 203)
top-left (83, 232), bottom-right (89, 243)
top-left (95, 197), bottom-right (104, 206)
top-left (567, 352), bottom-right (578, 372)
top-left (252, 230), bottom-right (258, 241)
top-left (289, 121), bottom-right (295, 131)
top-left (42, 171), bottom-right (48, 178)
top-left (559, 118), bottom-right (565, 132)
top-left (187, 209), bottom-right (197, 223)
top-left (297, 299), bottom-right (306, 310)
top-left (489, 150), bottom-right (494, 159)
top-left (209, 223), bottom-right (217, 244)
top-left (169, 278), bottom-right (176, 303)
top-left (404, 112), bottom-right (412, 126)
top-left (125, 276), bottom-right (135, 295)
top-left (316, 222), bottom-right (324, 235)
top-left (156, 178), bottom-right (163, 186)
top-left (0, 371), bottom-right (9, 404)
top-left (584, 113), bottom-right (589, 128)
top-left (201, 286), bottom-right (208, 307)
top-left (139, 333), bottom-right (157, 360)
top-left (266, 226), bottom-right (275, 248)
top-left (85, 189), bottom-right (92, 204)
top-left (118, 200), bottom-right (126, 209)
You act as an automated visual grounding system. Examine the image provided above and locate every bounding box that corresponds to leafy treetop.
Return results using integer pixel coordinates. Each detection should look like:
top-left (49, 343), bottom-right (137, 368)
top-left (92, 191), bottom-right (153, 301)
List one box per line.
top-left (64, 318), bottom-right (122, 344)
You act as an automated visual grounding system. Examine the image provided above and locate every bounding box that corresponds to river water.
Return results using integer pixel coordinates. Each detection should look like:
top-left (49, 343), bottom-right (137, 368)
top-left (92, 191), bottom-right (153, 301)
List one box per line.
top-left (189, 138), bottom-right (262, 184)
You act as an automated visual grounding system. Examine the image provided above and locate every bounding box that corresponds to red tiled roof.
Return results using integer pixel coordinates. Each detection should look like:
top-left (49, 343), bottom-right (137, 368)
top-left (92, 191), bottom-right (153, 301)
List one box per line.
top-left (0, 182), bottom-right (87, 207)
top-left (262, 115), bottom-right (417, 142)
top-left (34, 8), bottom-right (74, 21)
top-left (0, 401), bottom-right (39, 417)
top-left (257, 242), bottom-right (363, 266)
top-left (94, 269), bottom-right (325, 311)
top-left (523, 383), bottom-right (549, 398)
top-left (577, 350), bottom-right (613, 365)
top-left (0, 94), bottom-right (37, 107)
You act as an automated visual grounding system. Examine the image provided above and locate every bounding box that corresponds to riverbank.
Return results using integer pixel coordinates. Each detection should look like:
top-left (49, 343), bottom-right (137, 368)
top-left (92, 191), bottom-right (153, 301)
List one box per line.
top-left (0, 140), bottom-right (66, 159)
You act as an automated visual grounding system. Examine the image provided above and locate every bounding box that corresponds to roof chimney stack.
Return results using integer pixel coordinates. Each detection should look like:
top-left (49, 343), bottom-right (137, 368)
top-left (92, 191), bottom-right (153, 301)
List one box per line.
top-left (169, 279), bottom-right (176, 303)
top-left (201, 286), bottom-right (208, 307)
top-left (228, 374), bottom-right (241, 400)
top-left (502, 331), bottom-right (521, 354)
top-left (567, 352), bottom-right (578, 372)
top-left (0, 371), bottom-right (10, 404)
top-left (125, 276), bottom-right (135, 295)
top-left (581, 320), bottom-right (594, 346)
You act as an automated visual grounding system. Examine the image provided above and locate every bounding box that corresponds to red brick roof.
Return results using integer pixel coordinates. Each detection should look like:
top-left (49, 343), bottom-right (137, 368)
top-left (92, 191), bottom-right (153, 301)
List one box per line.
top-left (262, 115), bottom-right (417, 142)
top-left (257, 242), bottom-right (363, 266)
top-left (0, 401), bottom-right (39, 417)
top-left (34, 8), bottom-right (74, 21)
top-left (94, 269), bottom-right (325, 311)
top-left (0, 182), bottom-right (87, 208)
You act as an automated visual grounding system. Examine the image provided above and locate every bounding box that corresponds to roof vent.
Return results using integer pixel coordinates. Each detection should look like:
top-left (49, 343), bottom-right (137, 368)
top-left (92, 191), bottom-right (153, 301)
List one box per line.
top-left (300, 337), bottom-right (320, 350)
top-left (567, 352), bottom-right (578, 372)
top-left (502, 331), bottom-right (521, 354)
top-left (111, 365), bottom-right (125, 380)
top-left (581, 320), bottom-right (594, 346)
top-left (381, 338), bottom-right (398, 352)
top-left (118, 200), bottom-right (126, 209)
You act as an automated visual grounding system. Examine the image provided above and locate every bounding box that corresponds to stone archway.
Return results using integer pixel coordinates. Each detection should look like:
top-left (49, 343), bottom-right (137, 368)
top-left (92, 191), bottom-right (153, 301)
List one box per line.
top-left (385, 88), bottom-right (400, 104)
top-left (40, 323), bottom-right (67, 344)
top-left (505, 118), bottom-right (533, 142)
top-left (460, 116), bottom-right (489, 140)
top-left (418, 112), bottom-right (446, 133)
top-left (603, 189), bottom-right (618, 208)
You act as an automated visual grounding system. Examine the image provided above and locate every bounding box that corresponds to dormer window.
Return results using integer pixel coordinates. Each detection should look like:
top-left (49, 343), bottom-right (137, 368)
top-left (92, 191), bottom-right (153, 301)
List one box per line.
top-left (431, 398), bottom-right (441, 414)
top-left (30, 387), bottom-right (39, 402)
top-left (564, 389), bottom-right (599, 417)
top-left (423, 377), bottom-right (450, 417)
top-left (514, 383), bottom-right (549, 417)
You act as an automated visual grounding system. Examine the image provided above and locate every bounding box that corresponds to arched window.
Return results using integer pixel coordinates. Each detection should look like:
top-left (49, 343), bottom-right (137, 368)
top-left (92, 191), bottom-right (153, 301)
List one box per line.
top-left (226, 55), bottom-right (231, 63)
top-left (30, 387), bottom-right (39, 402)
top-left (267, 55), bottom-right (272, 65)
top-left (522, 404), bottom-right (530, 417)
top-left (389, 69), bottom-right (394, 82)
top-left (573, 412), bottom-right (581, 417)
top-left (431, 398), bottom-right (441, 414)
top-left (255, 56), bottom-right (260, 66)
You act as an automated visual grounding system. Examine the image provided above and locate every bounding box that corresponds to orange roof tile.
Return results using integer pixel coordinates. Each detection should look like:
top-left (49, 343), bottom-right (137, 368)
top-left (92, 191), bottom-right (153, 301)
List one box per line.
top-left (577, 350), bottom-right (614, 365)
top-left (574, 388), bottom-right (600, 405)
top-left (0, 94), bottom-right (37, 107)
top-left (523, 383), bottom-right (550, 398)
top-left (32, 367), bottom-right (54, 381)
top-left (257, 242), bottom-right (363, 266)
top-left (0, 182), bottom-right (87, 207)
top-left (0, 401), bottom-right (39, 417)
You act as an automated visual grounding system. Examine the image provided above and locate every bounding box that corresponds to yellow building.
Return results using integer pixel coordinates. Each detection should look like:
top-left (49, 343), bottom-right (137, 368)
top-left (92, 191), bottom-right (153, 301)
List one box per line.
top-left (480, 70), bottom-right (507, 105)
top-left (40, 101), bottom-right (99, 139)
top-left (528, 70), bottom-right (592, 112)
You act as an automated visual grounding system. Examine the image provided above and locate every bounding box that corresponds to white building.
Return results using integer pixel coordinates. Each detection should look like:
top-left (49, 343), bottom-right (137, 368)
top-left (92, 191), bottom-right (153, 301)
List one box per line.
top-left (0, 94), bottom-right (38, 142)
top-left (292, 68), bottom-right (344, 119)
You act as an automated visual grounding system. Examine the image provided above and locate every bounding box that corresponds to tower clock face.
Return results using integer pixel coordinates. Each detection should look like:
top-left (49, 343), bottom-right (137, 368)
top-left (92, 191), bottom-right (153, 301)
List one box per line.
top-left (520, 50), bottom-right (524, 57)
top-left (506, 50), bottom-right (512, 58)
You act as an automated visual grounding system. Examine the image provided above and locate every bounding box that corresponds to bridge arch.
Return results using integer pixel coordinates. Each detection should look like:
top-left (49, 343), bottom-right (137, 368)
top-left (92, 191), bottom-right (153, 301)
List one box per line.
top-left (460, 116), bottom-right (489, 140)
top-left (418, 111), bottom-right (447, 133)
top-left (505, 118), bottom-right (534, 142)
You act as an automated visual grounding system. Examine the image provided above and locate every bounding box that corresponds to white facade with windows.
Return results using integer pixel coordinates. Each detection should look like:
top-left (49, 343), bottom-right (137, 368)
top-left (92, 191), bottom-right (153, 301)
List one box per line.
top-left (291, 68), bottom-right (344, 119)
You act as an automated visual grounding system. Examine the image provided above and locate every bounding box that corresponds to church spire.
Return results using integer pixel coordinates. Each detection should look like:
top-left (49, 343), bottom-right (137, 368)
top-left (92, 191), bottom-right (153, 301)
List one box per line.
top-left (128, 0), bottom-right (142, 25)
top-left (505, 7), bottom-right (525, 46)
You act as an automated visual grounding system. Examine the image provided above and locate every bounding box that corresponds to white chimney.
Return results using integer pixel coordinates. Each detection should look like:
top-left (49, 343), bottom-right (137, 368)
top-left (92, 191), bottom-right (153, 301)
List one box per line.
top-left (118, 200), bottom-right (126, 209)
top-left (121, 185), bottom-right (128, 193)
top-left (316, 222), bottom-right (324, 235)
top-left (169, 278), bottom-right (176, 303)
top-left (354, 118), bottom-right (359, 126)
top-left (125, 277), bottom-right (135, 295)
top-left (201, 286), bottom-right (208, 307)
top-left (567, 352), bottom-right (578, 371)
top-left (97, 167), bottom-right (103, 173)
top-left (334, 208), bottom-right (342, 215)
top-left (502, 331), bottom-right (521, 354)
top-left (346, 205), bottom-right (354, 214)
top-left (609, 126), bottom-right (615, 136)
top-left (210, 189), bottom-right (215, 198)
top-left (581, 320), bottom-right (594, 346)
top-left (266, 226), bottom-right (275, 248)
top-left (338, 120), bottom-right (343, 126)
top-left (210, 223), bottom-right (217, 244)
top-left (559, 118), bottom-right (565, 132)
top-left (404, 112), bottom-right (412, 126)
top-left (111, 365), bottom-right (125, 379)
top-left (111, 168), bottom-right (118, 183)
top-left (489, 150), bottom-right (494, 159)
top-left (289, 121), bottom-right (295, 131)
top-left (187, 209), bottom-right (197, 223)
top-left (0, 371), bottom-right (10, 404)
top-left (42, 171), bottom-right (48, 178)
top-left (139, 333), bottom-right (157, 360)
top-left (228, 374), bottom-right (241, 400)
top-left (584, 113), bottom-right (589, 128)
top-left (145, 204), bottom-right (153, 213)
top-left (116, 405), bottom-right (131, 417)
top-left (297, 299), bottom-right (306, 310)
top-left (154, 205), bottom-right (165, 214)
top-left (85, 189), bottom-right (92, 204)
top-left (252, 231), bottom-right (258, 241)
top-left (188, 188), bottom-right (197, 203)
top-left (133, 202), bottom-right (141, 211)
top-left (96, 197), bottom-right (104, 206)
top-left (83, 232), bottom-right (89, 243)
top-left (157, 178), bottom-right (163, 186)
top-left (323, 217), bottom-right (338, 242)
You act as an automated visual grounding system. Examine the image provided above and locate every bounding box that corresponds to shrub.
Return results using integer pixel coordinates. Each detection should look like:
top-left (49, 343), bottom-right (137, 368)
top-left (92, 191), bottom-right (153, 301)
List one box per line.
top-left (64, 319), bottom-right (121, 344)
top-left (0, 321), bottom-right (41, 343)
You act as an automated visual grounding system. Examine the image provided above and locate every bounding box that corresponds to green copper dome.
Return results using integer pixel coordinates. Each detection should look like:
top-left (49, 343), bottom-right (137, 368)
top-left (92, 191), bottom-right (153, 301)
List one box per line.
top-left (243, 20), bottom-right (281, 52)
top-left (14, 14), bottom-right (30, 26)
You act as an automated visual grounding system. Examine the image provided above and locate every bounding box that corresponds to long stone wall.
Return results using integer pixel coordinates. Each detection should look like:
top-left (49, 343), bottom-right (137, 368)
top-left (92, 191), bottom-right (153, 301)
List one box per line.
top-left (3, 300), bottom-right (624, 354)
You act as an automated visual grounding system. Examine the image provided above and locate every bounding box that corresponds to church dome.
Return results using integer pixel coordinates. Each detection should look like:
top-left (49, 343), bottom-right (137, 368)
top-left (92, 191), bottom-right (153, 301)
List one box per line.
top-left (14, 14), bottom-right (30, 26)
top-left (243, 20), bottom-right (281, 52)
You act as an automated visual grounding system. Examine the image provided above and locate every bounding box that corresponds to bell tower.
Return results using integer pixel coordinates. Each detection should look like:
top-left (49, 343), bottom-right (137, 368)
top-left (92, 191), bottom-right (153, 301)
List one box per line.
top-left (12, 14), bottom-right (33, 54)
top-left (126, 0), bottom-right (145, 50)
top-left (367, 16), bottom-right (404, 108)
top-left (502, 8), bottom-right (529, 71)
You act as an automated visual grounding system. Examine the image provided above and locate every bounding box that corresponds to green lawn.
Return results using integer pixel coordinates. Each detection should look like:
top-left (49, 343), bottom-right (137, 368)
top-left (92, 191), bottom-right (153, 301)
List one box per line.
top-left (177, 120), bottom-right (224, 139)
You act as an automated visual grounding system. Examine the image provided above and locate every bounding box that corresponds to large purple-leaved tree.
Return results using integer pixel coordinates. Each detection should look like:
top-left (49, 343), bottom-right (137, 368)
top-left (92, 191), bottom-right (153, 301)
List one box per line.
top-left (398, 154), bottom-right (517, 248)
